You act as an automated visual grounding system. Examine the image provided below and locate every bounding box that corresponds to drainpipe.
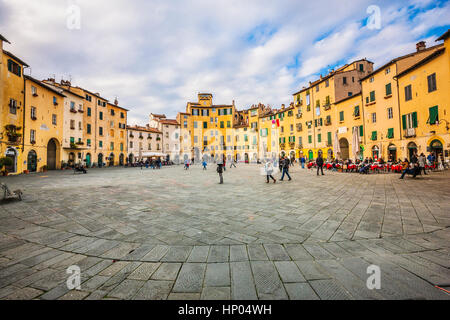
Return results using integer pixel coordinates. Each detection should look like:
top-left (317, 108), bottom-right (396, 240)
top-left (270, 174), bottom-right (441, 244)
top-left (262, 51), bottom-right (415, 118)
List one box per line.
top-left (22, 67), bottom-right (29, 154)
top-left (394, 62), bottom-right (403, 145)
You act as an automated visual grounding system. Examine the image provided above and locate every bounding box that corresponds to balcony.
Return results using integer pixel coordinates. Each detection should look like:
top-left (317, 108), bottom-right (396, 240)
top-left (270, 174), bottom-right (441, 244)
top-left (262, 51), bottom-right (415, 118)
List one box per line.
top-left (297, 144), bottom-right (303, 149)
top-left (70, 108), bottom-right (77, 113)
top-left (323, 104), bottom-right (331, 111)
top-left (325, 120), bottom-right (332, 126)
top-left (296, 125), bottom-right (303, 132)
top-left (289, 142), bottom-right (295, 148)
top-left (404, 128), bottom-right (416, 138)
top-left (296, 113), bottom-right (302, 119)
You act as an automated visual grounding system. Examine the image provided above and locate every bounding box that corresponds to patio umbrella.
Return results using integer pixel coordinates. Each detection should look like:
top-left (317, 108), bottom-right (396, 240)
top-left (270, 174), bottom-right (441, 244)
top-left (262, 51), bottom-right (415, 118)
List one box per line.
top-left (333, 131), bottom-right (340, 159)
top-left (352, 126), bottom-right (359, 161)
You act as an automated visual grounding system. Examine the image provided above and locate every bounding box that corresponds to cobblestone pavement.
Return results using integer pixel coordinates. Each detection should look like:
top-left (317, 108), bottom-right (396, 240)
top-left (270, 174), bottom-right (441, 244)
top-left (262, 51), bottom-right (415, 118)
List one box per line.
top-left (0, 164), bottom-right (449, 300)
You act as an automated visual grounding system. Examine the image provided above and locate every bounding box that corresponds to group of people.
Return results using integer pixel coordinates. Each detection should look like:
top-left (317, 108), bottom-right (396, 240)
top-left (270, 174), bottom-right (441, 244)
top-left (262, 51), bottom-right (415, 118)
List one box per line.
top-left (139, 158), bottom-right (162, 170)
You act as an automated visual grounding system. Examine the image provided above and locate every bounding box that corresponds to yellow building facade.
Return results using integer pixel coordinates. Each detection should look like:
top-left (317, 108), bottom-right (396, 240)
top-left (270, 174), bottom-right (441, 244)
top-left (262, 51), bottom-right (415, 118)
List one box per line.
top-left (23, 76), bottom-right (65, 172)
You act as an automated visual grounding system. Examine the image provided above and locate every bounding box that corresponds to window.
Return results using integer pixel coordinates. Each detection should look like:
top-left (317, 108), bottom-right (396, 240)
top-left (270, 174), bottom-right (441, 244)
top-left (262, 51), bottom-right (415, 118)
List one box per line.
top-left (110, 109), bottom-right (115, 116)
top-left (193, 121), bottom-right (197, 129)
top-left (87, 124), bottom-right (91, 134)
top-left (87, 139), bottom-right (91, 146)
top-left (99, 141), bottom-right (103, 148)
top-left (387, 128), bottom-right (394, 139)
top-left (7, 59), bottom-right (21, 77)
top-left (85, 94), bottom-right (91, 101)
top-left (372, 113), bottom-right (376, 123)
top-left (354, 106), bottom-right (360, 117)
top-left (87, 107), bottom-right (91, 116)
top-left (31, 106), bottom-right (36, 119)
top-left (70, 120), bottom-right (75, 129)
top-left (371, 131), bottom-right (377, 141)
top-left (130, 141), bottom-right (133, 148)
top-left (325, 79), bottom-right (329, 87)
top-left (402, 112), bottom-right (418, 129)
top-left (369, 77), bottom-right (374, 83)
top-left (387, 107), bottom-right (393, 119)
top-left (308, 135), bottom-right (312, 144)
top-left (370, 91), bottom-right (375, 102)
top-left (184, 121), bottom-right (187, 128)
top-left (316, 85), bottom-right (319, 92)
top-left (343, 77), bottom-right (347, 85)
top-left (203, 122), bottom-right (207, 129)
top-left (52, 114), bottom-right (57, 125)
top-left (110, 142), bottom-right (114, 150)
top-left (327, 132), bottom-right (332, 145)
top-left (201, 109), bottom-right (209, 116)
top-left (70, 137), bottom-right (75, 144)
top-left (359, 125), bottom-right (364, 137)
top-left (227, 121), bottom-right (231, 128)
top-left (192, 109), bottom-right (199, 116)
top-left (385, 67), bottom-right (390, 74)
top-left (53, 96), bottom-right (57, 105)
top-left (121, 112), bottom-right (124, 119)
top-left (99, 111), bottom-right (103, 120)
top-left (220, 121), bottom-right (224, 128)
top-left (339, 111), bottom-right (344, 122)
top-left (359, 64), bottom-right (364, 72)
top-left (306, 93), bottom-right (310, 106)
top-left (404, 85), bottom-right (412, 101)
top-left (428, 106), bottom-right (439, 125)
top-left (385, 83), bottom-right (392, 96)
top-left (427, 73), bottom-right (437, 92)
top-left (348, 92), bottom-right (352, 97)
top-left (30, 129), bottom-right (36, 143)
top-left (31, 86), bottom-right (37, 96)
top-left (78, 121), bottom-right (82, 130)
top-left (99, 127), bottom-right (103, 136)
top-left (318, 134), bottom-right (321, 143)
top-left (70, 101), bottom-right (75, 111)
top-left (9, 99), bottom-right (17, 114)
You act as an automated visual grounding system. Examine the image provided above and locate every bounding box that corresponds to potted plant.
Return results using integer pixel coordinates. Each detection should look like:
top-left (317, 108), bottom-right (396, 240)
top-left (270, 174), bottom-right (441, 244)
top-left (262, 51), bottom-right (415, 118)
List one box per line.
top-left (0, 157), bottom-right (13, 176)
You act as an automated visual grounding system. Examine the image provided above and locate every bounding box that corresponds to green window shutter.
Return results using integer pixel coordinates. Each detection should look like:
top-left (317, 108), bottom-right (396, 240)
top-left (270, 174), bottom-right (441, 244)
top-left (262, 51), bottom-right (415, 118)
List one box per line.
top-left (402, 115), bottom-right (407, 129)
top-left (339, 111), bottom-right (344, 121)
top-left (314, 119), bottom-right (317, 127)
top-left (308, 135), bottom-right (312, 143)
top-left (366, 97), bottom-right (369, 104)
top-left (387, 128), bottom-right (394, 139)
top-left (279, 138), bottom-right (281, 144)
top-left (359, 125), bottom-right (363, 137)
top-left (412, 112), bottom-right (418, 128)
top-left (319, 118), bottom-right (323, 126)
top-left (385, 83), bottom-right (392, 96)
top-left (70, 137), bottom-right (75, 143)
top-left (283, 137), bottom-right (286, 143)
top-left (318, 134), bottom-right (321, 143)
top-left (371, 131), bottom-right (377, 140)
top-left (293, 136), bottom-right (295, 142)
top-left (370, 91), bottom-right (375, 102)
top-left (327, 132), bottom-right (332, 145)
top-left (429, 106), bottom-right (438, 124)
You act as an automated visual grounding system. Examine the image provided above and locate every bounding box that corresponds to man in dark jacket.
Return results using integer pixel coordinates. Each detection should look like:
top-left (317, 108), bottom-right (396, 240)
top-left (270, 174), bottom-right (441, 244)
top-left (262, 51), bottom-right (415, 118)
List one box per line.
top-left (217, 161), bottom-right (224, 184)
top-left (316, 153), bottom-right (324, 176)
top-left (280, 156), bottom-right (292, 181)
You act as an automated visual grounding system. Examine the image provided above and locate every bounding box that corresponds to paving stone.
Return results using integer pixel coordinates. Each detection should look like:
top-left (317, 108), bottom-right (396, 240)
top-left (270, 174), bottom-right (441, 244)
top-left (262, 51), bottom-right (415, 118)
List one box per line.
top-left (250, 261), bottom-right (288, 300)
top-left (204, 263), bottom-right (230, 287)
top-left (172, 263), bottom-right (206, 293)
top-left (107, 279), bottom-right (145, 299)
top-left (151, 263), bottom-right (181, 281)
top-left (207, 246), bottom-right (229, 262)
top-left (168, 293), bottom-right (201, 300)
top-left (274, 261), bottom-right (306, 283)
top-left (161, 246), bottom-right (192, 262)
top-left (263, 244), bottom-right (290, 261)
top-left (187, 246), bottom-right (210, 262)
top-left (247, 244), bottom-right (269, 261)
top-left (230, 261), bottom-right (258, 300)
top-left (201, 287), bottom-right (231, 300)
top-left (128, 262), bottom-right (161, 280)
top-left (309, 279), bottom-right (353, 300)
top-left (230, 245), bottom-right (248, 262)
top-left (133, 280), bottom-right (173, 300)
top-left (58, 290), bottom-right (90, 300)
top-left (284, 283), bottom-right (319, 300)
top-left (4, 287), bottom-right (43, 300)
top-left (294, 261), bottom-right (331, 281)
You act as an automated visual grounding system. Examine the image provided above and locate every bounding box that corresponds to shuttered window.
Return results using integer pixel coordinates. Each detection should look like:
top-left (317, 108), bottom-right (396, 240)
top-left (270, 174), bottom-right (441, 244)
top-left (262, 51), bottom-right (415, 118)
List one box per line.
top-left (370, 91), bottom-right (375, 102)
top-left (387, 128), bottom-right (394, 139)
top-left (371, 131), bottom-right (377, 141)
top-left (428, 106), bottom-right (438, 125)
top-left (339, 111), bottom-right (344, 121)
top-left (308, 135), bottom-right (312, 144)
top-left (385, 83), bottom-right (392, 96)
top-left (404, 85), bottom-right (412, 101)
top-left (327, 132), bottom-right (332, 145)
top-left (318, 134), bottom-right (321, 143)
top-left (359, 125), bottom-right (363, 137)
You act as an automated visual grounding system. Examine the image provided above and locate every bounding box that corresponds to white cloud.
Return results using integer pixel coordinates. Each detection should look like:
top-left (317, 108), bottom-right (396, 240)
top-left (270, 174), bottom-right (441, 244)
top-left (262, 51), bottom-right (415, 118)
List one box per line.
top-left (0, 0), bottom-right (448, 125)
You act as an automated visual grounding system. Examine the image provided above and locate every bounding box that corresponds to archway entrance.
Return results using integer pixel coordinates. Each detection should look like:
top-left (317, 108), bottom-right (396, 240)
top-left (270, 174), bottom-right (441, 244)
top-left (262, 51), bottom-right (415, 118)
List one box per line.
top-left (407, 142), bottom-right (417, 161)
top-left (85, 153), bottom-right (91, 167)
top-left (98, 153), bottom-right (103, 167)
top-left (388, 144), bottom-right (397, 161)
top-left (429, 139), bottom-right (443, 159)
top-left (68, 152), bottom-right (75, 167)
top-left (372, 146), bottom-right (379, 161)
top-left (119, 153), bottom-right (124, 165)
top-left (339, 138), bottom-right (349, 160)
top-left (327, 149), bottom-right (333, 161)
top-left (27, 150), bottom-right (37, 172)
top-left (244, 153), bottom-right (249, 163)
top-left (47, 139), bottom-right (57, 170)
top-left (108, 153), bottom-right (115, 166)
top-left (128, 154), bottom-right (134, 164)
top-left (5, 147), bottom-right (17, 173)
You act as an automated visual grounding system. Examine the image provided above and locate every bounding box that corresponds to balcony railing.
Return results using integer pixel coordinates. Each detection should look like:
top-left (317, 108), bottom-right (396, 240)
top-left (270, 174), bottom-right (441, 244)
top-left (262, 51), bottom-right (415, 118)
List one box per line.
top-left (404, 128), bottom-right (416, 138)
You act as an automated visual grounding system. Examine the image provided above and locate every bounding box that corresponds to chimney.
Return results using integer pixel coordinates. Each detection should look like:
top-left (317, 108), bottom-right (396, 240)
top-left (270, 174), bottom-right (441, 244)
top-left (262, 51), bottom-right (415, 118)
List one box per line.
top-left (416, 41), bottom-right (426, 52)
top-left (114, 97), bottom-right (118, 106)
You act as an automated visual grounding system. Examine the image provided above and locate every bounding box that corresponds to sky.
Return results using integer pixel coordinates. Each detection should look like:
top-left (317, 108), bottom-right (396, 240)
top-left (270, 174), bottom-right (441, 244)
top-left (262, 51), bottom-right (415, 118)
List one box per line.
top-left (1, 0), bottom-right (449, 125)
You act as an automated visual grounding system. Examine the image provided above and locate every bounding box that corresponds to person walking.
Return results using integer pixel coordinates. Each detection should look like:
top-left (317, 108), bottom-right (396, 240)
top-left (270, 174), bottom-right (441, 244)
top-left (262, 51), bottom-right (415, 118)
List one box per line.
top-left (300, 156), bottom-right (305, 169)
top-left (202, 160), bottom-right (207, 170)
top-left (265, 160), bottom-right (276, 183)
top-left (418, 153), bottom-right (427, 175)
top-left (223, 156), bottom-right (226, 172)
top-left (230, 159), bottom-right (237, 168)
top-left (280, 156), bottom-right (292, 181)
top-left (316, 153), bottom-right (324, 176)
top-left (399, 158), bottom-right (412, 179)
top-left (278, 156), bottom-right (283, 173)
top-left (217, 159), bottom-right (224, 184)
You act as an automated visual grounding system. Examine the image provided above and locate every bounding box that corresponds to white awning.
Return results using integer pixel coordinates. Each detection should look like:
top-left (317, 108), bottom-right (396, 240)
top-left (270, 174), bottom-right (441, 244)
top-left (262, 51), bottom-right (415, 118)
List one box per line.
top-left (141, 152), bottom-right (167, 157)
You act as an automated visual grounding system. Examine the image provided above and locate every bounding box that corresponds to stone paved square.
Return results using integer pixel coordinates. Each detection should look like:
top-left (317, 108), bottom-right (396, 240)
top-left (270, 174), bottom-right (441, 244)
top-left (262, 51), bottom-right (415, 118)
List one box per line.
top-left (0, 164), bottom-right (449, 299)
